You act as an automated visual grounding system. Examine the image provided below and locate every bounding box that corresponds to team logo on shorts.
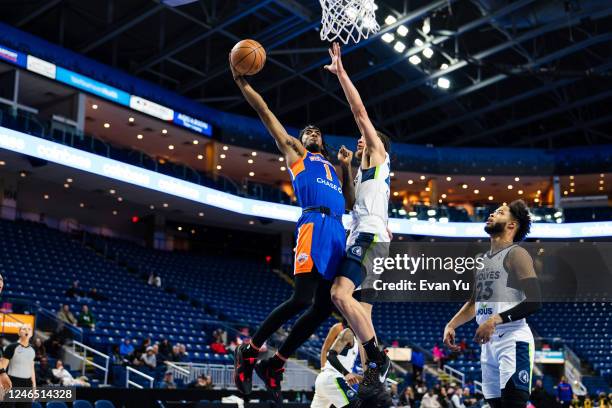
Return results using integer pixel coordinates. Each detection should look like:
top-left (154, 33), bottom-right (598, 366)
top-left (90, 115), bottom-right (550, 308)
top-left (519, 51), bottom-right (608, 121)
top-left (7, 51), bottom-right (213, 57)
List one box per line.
top-left (518, 370), bottom-right (529, 383)
top-left (297, 252), bottom-right (309, 264)
top-left (351, 246), bottom-right (363, 257)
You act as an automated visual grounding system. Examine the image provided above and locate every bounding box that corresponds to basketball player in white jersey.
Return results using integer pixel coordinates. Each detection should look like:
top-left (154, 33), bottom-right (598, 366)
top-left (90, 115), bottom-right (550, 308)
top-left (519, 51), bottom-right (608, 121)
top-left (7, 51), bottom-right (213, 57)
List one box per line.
top-left (443, 200), bottom-right (542, 408)
top-left (324, 42), bottom-right (392, 399)
top-left (312, 320), bottom-right (363, 408)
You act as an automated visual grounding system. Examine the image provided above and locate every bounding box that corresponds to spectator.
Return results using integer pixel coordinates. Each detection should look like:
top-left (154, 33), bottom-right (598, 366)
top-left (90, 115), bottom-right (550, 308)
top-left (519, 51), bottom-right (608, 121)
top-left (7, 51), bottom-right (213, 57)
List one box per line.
top-left (78, 304), bottom-right (96, 330)
top-left (119, 338), bottom-right (134, 358)
top-left (557, 376), bottom-right (573, 408)
top-left (65, 280), bottom-right (84, 299)
top-left (33, 337), bottom-right (47, 361)
top-left (597, 393), bottom-right (609, 407)
top-left (415, 380), bottom-right (428, 401)
top-left (531, 378), bottom-right (555, 408)
top-left (52, 360), bottom-right (91, 387)
top-left (188, 374), bottom-right (213, 389)
top-left (433, 343), bottom-right (446, 369)
top-left (159, 338), bottom-right (172, 361)
top-left (148, 273), bottom-right (162, 287)
top-left (111, 345), bottom-right (127, 366)
top-left (57, 304), bottom-right (77, 325)
top-left (136, 337), bottom-right (152, 356)
top-left (170, 345), bottom-right (181, 362)
top-left (422, 389), bottom-right (442, 408)
top-left (159, 371), bottom-right (176, 389)
top-left (399, 386), bottom-right (415, 407)
top-left (88, 287), bottom-right (108, 301)
top-left (35, 356), bottom-right (56, 386)
top-left (178, 343), bottom-right (189, 362)
top-left (210, 338), bottom-right (227, 354)
top-left (140, 346), bottom-right (157, 369)
top-left (450, 387), bottom-right (466, 408)
top-left (438, 386), bottom-right (451, 408)
top-left (462, 387), bottom-right (477, 407)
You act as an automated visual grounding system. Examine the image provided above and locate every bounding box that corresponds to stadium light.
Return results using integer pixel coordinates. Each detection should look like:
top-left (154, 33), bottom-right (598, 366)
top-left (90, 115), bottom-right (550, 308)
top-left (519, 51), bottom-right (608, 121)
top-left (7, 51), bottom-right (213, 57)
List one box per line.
top-left (441, 194), bottom-right (447, 198)
top-left (382, 33), bottom-right (395, 43)
top-left (248, 159), bottom-right (254, 164)
top-left (249, 172), bottom-right (255, 177)
top-left (251, 151), bottom-right (257, 156)
top-left (0, 161), bottom-right (4, 166)
top-left (507, 185), bottom-right (513, 189)
top-left (408, 179), bottom-right (414, 184)
top-left (197, 154), bottom-right (204, 160)
top-left (278, 157), bottom-right (284, 161)
top-left (393, 41), bottom-right (406, 53)
top-left (385, 15), bottom-right (397, 25)
top-left (409, 55), bottom-right (422, 65)
top-left (198, 212), bottom-right (204, 217)
top-left (518, 190), bottom-right (524, 194)
top-left (462, 184), bottom-right (468, 189)
top-left (397, 25), bottom-right (409, 36)
top-left (488, 196), bottom-right (494, 201)
top-left (103, 123), bottom-right (110, 128)
top-left (422, 47), bottom-right (434, 59)
top-left (92, 104), bottom-right (98, 109)
top-left (168, 145), bottom-right (174, 150)
top-left (80, 203), bottom-right (85, 208)
top-left (439, 217), bottom-right (449, 223)
top-left (514, 177), bottom-right (520, 181)
top-left (554, 211), bottom-right (563, 218)
top-left (474, 189), bottom-right (479, 194)
top-left (193, 140), bottom-right (199, 145)
top-left (420, 175), bottom-right (426, 180)
top-left (223, 146), bottom-right (229, 151)
top-left (446, 176), bottom-right (451, 181)
top-left (137, 134), bottom-right (143, 139)
top-left (427, 209), bottom-right (436, 216)
top-left (422, 18), bottom-right (431, 34)
top-left (280, 166), bottom-right (286, 171)
top-left (216, 165), bottom-right (222, 170)
top-left (480, 176), bottom-right (486, 181)
top-left (414, 38), bottom-right (424, 47)
top-left (440, 63), bottom-right (449, 70)
top-left (162, 129), bottom-right (168, 134)
top-left (437, 77), bottom-right (450, 89)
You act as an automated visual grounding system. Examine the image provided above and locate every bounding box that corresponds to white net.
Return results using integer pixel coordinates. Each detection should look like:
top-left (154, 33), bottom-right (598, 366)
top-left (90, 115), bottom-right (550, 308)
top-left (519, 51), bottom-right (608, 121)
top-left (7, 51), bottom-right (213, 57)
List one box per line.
top-left (320, 0), bottom-right (380, 44)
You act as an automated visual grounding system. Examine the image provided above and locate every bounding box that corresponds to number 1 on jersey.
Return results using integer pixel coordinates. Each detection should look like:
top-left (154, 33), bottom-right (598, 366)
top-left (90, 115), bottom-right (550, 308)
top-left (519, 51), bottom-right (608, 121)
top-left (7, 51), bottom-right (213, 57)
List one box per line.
top-left (324, 163), bottom-right (333, 181)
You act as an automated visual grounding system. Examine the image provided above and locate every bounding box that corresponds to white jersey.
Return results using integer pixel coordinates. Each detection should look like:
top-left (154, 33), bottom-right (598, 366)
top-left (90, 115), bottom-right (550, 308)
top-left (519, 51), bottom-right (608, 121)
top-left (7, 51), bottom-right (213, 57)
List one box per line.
top-left (347, 153), bottom-right (391, 246)
top-left (322, 335), bottom-right (359, 375)
top-left (475, 244), bottom-right (527, 329)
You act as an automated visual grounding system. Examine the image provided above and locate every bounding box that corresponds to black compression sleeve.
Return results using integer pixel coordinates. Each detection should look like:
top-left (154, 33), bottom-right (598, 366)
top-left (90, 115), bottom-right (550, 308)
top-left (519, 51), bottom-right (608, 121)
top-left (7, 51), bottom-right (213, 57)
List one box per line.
top-left (326, 350), bottom-right (349, 376)
top-left (499, 277), bottom-right (542, 323)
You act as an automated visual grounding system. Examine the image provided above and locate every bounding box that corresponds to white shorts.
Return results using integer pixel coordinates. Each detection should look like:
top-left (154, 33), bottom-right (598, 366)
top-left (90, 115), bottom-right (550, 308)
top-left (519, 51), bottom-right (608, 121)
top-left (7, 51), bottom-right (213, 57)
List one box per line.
top-left (311, 370), bottom-right (357, 408)
top-left (480, 324), bottom-right (534, 399)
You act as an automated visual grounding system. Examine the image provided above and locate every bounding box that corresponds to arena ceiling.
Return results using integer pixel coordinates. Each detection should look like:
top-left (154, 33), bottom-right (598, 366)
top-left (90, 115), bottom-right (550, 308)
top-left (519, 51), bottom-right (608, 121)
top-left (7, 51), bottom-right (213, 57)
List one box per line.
top-left (1, 0), bottom-right (611, 148)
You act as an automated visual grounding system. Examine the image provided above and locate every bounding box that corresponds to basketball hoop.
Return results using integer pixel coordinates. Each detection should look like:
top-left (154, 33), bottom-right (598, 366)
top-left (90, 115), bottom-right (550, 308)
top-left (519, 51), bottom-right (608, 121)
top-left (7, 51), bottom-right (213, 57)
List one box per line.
top-left (320, 0), bottom-right (380, 44)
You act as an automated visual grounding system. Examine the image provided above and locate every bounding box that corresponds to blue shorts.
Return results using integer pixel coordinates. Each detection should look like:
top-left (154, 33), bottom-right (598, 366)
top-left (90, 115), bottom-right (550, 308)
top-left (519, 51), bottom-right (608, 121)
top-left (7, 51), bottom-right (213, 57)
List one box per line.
top-left (294, 212), bottom-right (345, 281)
top-left (337, 232), bottom-right (376, 288)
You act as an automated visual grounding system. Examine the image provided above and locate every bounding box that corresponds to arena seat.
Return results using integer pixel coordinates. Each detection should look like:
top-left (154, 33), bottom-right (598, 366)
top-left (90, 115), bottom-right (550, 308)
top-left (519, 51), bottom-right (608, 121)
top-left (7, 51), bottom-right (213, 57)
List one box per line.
top-left (94, 401), bottom-right (116, 408)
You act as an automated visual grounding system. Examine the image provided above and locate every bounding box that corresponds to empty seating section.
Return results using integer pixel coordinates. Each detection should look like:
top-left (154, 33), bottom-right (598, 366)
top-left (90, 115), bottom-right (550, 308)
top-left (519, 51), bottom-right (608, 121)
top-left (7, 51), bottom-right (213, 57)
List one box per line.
top-left (530, 303), bottom-right (612, 381)
top-left (0, 219), bottom-right (213, 363)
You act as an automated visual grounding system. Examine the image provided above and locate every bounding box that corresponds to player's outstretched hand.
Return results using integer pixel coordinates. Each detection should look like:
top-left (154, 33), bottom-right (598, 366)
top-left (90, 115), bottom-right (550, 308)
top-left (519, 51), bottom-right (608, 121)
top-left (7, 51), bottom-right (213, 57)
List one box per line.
top-left (228, 53), bottom-right (242, 81)
top-left (345, 373), bottom-right (360, 386)
top-left (337, 145), bottom-right (353, 166)
top-left (443, 324), bottom-right (461, 351)
top-left (324, 42), bottom-right (345, 76)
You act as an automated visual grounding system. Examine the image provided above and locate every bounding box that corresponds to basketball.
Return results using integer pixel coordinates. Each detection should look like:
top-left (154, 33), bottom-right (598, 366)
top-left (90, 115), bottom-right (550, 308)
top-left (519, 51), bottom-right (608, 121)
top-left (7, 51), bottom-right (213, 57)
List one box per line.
top-left (230, 39), bottom-right (266, 75)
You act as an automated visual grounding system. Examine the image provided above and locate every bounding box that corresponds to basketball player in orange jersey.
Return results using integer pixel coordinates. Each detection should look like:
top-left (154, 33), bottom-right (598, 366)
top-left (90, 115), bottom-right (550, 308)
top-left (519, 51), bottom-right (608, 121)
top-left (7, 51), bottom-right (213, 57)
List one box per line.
top-left (229, 55), bottom-right (347, 401)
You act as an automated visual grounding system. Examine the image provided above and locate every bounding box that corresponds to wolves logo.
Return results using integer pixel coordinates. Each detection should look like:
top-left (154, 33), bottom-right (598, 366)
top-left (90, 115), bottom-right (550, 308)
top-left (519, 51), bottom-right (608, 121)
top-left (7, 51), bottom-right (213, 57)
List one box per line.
top-left (351, 246), bottom-right (363, 258)
top-left (518, 370), bottom-right (529, 384)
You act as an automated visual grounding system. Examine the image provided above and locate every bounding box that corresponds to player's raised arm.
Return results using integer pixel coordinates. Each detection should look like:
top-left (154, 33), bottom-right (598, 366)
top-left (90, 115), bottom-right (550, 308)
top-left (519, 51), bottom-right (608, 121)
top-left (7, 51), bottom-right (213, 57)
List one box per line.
top-left (320, 322), bottom-right (344, 368)
top-left (230, 55), bottom-right (305, 165)
top-left (325, 42), bottom-right (385, 164)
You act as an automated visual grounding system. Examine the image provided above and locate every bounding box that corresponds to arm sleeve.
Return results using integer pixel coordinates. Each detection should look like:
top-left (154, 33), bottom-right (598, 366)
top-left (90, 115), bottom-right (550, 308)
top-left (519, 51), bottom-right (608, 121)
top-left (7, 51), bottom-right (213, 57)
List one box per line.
top-left (499, 277), bottom-right (542, 323)
top-left (326, 350), bottom-right (349, 376)
top-left (3, 343), bottom-right (17, 359)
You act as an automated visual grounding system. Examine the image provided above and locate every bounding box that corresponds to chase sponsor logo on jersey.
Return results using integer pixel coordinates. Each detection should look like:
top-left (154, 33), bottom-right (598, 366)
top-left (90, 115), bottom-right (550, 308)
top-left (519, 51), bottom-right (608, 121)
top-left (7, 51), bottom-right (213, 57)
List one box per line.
top-left (297, 252), bottom-right (309, 265)
top-left (476, 303), bottom-right (493, 316)
top-left (351, 246), bottom-right (363, 258)
top-left (316, 177), bottom-right (342, 193)
top-left (518, 370), bottom-right (529, 384)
